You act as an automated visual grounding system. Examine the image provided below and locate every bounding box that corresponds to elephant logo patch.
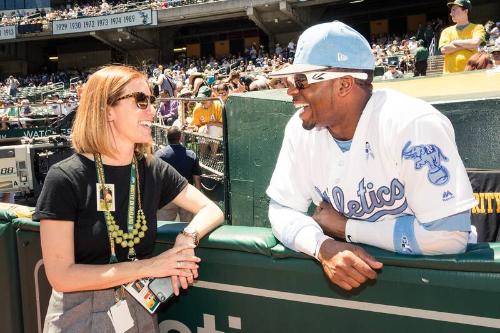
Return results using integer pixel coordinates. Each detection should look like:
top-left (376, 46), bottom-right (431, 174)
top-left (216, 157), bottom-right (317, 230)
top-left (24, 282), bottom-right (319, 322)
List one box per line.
top-left (402, 141), bottom-right (449, 186)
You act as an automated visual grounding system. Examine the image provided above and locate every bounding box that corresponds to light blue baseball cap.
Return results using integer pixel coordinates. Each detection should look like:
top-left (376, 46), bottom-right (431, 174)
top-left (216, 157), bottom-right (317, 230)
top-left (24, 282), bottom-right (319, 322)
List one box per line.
top-left (270, 21), bottom-right (375, 77)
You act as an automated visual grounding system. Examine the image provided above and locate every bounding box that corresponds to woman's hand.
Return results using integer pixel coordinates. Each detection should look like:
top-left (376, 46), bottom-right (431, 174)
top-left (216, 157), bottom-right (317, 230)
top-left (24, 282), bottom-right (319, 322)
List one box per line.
top-left (170, 234), bottom-right (198, 296)
top-left (145, 244), bottom-right (200, 296)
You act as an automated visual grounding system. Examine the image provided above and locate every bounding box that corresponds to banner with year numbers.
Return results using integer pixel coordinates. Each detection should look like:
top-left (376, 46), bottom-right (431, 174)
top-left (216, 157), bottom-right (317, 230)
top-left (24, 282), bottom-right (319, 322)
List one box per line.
top-left (0, 25), bottom-right (16, 40)
top-left (52, 9), bottom-right (157, 35)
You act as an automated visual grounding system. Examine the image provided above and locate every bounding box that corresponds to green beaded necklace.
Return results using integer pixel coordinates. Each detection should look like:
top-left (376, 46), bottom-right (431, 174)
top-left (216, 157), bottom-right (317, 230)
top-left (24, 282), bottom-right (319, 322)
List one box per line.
top-left (94, 153), bottom-right (148, 263)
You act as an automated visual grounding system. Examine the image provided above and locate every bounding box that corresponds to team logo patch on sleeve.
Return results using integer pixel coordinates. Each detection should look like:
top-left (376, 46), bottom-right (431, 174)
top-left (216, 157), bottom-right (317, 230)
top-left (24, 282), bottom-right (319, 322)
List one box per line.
top-left (402, 141), bottom-right (449, 186)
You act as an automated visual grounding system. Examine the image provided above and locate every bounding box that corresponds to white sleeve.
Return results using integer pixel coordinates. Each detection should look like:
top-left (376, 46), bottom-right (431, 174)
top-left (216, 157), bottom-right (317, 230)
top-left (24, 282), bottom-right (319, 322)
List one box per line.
top-left (266, 113), bottom-right (313, 212)
top-left (396, 113), bottom-right (476, 223)
top-left (269, 200), bottom-right (331, 259)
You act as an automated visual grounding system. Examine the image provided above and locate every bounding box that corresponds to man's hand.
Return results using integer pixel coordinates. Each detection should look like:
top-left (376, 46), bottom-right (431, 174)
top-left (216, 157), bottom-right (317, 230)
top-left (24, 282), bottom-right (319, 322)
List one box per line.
top-left (313, 201), bottom-right (347, 239)
top-left (318, 239), bottom-right (383, 291)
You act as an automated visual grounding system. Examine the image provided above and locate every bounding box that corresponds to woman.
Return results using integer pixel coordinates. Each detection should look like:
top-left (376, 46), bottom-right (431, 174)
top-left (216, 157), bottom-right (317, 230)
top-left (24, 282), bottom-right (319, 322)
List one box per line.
top-left (464, 52), bottom-right (494, 71)
top-left (34, 65), bottom-right (224, 333)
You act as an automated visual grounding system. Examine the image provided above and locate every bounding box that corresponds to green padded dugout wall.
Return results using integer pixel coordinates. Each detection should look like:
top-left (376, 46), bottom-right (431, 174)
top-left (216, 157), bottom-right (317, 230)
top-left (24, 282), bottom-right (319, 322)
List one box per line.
top-left (13, 220), bottom-right (500, 333)
top-left (224, 85), bottom-right (500, 227)
top-left (224, 90), bottom-right (295, 227)
top-left (0, 218), bottom-right (23, 333)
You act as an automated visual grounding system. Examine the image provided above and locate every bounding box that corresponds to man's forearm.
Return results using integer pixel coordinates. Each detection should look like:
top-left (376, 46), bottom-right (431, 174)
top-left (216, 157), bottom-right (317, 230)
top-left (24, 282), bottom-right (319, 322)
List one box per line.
top-left (345, 211), bottom-right (471, 255)
top-left (451, 39), bottom-right (481, 50)
top-left (268, 199), bottom-right (328, 258)
top-left (440, 43), bottom-right (464, 54)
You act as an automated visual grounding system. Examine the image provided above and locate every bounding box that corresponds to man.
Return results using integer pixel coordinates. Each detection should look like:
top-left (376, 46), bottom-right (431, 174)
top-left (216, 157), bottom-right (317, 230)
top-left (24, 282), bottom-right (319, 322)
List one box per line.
top-left (408, 36), bottom-right (418, 54)
top-left (287, 40), bottom-right (296, 58)
top-left (155, 126), bottom-right (202, 222)
top-left (158, 89), bottom-right (179, 126)
top-left (190, 86), bottom-right (222, 138)
top-left (382, 61), bottom-right (403, 80)
top-left (190, 86), bottom-right (223, 158)
top-left (6, 75), bottom-right (19, 97)
top-left (267, 21), bottom-right (476, 291)
top-left (413, 40), bottom-right (429, 76)
top-left (154, 68), bottom-right (176, 98)
top-left (438, 0), bottom-right (485, 74)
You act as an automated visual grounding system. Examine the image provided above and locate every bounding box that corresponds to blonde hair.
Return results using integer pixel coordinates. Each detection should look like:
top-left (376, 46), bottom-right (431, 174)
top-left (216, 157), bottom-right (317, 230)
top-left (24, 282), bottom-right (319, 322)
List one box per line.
top-left (72, 65), bottom-right (152, 159)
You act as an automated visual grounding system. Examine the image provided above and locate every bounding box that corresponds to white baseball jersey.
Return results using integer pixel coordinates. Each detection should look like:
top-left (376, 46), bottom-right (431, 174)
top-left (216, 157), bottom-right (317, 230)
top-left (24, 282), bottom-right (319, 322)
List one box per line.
top-left (267, 89), bottom-right (476, 225)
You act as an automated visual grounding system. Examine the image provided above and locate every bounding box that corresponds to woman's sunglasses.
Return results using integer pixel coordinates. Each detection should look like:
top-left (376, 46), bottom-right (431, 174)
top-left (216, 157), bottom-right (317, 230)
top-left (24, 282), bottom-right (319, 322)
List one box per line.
top-left (114, 92), bottom-right (156, 109)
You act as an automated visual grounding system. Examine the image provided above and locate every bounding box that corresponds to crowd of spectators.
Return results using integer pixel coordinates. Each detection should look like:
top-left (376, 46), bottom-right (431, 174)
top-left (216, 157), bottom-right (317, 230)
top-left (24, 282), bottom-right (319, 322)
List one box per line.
top-left (0, 71), bottom-right (87, 88)
top-left (0, 0), bottom-right (223, 28)
top-left (370, 17), bottom-right (500, 79)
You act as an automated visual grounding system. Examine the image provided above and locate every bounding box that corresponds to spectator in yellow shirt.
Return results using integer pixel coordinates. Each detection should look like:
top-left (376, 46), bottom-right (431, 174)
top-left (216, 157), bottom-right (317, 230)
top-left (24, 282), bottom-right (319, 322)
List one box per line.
top-left (190, 86), bottom-right (222, 137)
top-left (439, 0), bottom-right (485, 74)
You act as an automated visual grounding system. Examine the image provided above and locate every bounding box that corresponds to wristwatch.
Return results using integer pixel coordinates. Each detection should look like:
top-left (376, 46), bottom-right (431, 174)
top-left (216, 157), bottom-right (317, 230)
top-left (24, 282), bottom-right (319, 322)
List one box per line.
top-left (181, 225), bottom-right (199, 246)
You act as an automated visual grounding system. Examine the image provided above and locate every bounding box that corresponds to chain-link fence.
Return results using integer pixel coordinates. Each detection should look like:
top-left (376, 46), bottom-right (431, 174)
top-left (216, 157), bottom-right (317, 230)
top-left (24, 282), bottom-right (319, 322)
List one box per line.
top-left (152, 96), bottom-right (225, 192)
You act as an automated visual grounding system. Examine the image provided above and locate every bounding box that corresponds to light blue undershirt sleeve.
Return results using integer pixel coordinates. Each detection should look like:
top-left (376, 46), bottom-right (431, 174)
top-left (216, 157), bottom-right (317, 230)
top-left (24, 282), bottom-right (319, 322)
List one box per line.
top-left (420, 210), bottom-right (471, 232)
top-left (393, 211), bottom-right (470, 255)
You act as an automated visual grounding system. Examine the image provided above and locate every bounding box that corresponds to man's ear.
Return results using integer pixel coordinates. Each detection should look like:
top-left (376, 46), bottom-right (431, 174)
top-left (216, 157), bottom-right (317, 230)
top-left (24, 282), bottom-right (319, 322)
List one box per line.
top-left (338, 76), bottom-right (354, 97)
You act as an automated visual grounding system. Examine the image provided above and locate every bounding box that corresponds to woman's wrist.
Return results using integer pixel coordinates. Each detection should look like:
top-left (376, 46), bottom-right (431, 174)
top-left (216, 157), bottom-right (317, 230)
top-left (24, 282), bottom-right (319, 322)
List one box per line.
top-left (136, 257), bottom-right (154, 280)
top-left (176, 233), bottom-right (197, 247)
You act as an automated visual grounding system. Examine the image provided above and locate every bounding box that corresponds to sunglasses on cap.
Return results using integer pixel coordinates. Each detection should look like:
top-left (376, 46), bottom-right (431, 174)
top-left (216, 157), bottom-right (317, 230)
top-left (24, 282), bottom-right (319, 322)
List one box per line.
top-left (292, 71), bottom-right (369, 90)
top-left (114, 92), bottom-right (156, 109)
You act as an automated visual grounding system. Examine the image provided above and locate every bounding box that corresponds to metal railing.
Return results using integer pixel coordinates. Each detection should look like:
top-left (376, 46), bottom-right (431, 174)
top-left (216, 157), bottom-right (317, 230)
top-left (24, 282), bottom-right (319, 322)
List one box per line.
top-left (151, 96), bottom-right (225, 191)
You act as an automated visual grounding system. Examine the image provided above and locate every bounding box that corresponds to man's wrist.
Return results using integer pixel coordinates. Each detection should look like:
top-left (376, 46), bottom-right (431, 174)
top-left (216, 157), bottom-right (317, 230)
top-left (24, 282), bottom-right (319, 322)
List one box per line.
top-left (314, 234), bottom-right (332, 261)
top-left (317, 238), bottom-right (337, 262)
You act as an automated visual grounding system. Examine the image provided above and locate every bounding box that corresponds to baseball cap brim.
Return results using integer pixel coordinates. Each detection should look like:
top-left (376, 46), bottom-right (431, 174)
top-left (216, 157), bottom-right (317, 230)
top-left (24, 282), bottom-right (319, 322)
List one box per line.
top-left (268, 63), bottom-right (329, 77)
top-left (447, 1), bottom-right (469, 9)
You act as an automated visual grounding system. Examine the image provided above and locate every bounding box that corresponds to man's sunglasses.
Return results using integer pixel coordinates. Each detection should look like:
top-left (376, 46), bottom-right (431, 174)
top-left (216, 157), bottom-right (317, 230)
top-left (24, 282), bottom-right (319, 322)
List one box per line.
top-left (113, 92), bottom-right (156, 109)
top-left (292, 71), bottom-right (369, 90)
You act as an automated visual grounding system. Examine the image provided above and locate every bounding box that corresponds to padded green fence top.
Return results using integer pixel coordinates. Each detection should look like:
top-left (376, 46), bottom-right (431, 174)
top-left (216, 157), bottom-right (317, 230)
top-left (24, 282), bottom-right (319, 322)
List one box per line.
top-left (157, 222), bottom-right (500, 273)
top-left (224, 89), bottom-right (500, 228)
top-left (13, 219), bottom-right (500, 273)
top-left (0, 204), bottom-right (34, 223)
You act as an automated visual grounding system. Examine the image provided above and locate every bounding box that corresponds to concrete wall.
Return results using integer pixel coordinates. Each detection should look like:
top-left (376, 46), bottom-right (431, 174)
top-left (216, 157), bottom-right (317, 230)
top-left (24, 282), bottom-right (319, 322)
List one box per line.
top-left (274, 31), bottom-right (301, 49)
top-left (0, 60), bottom-right (27, 76)
top-left (57, 50), bottom-right (112, 70)
top-left (471, 2), bottom-right (500, 24)
top-left (128, 48), bottom-right (160, 66)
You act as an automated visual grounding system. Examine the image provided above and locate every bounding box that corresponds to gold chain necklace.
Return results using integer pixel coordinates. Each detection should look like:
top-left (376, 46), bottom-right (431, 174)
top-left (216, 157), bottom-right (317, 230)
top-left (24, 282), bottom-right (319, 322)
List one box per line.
top-left (94, 153), bottom-right (148, 262)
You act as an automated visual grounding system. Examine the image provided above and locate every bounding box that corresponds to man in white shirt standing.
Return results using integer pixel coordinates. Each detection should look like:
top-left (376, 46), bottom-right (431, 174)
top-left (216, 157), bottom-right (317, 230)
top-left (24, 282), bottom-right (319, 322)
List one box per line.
top-left (267, 21), bottom-right (476, 291)
top-left (382, 61), bottom-right (404, 80)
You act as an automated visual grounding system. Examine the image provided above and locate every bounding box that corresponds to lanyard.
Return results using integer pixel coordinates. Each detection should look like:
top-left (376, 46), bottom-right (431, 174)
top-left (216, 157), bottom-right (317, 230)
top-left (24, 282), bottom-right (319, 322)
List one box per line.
top-left (94, 153), bottom-right (138, 263)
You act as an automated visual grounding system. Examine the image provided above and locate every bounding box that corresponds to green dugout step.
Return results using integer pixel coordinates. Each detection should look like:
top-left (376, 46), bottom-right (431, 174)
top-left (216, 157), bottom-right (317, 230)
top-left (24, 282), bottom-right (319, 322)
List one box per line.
top-left (10, 219), bottom-right (500, 333)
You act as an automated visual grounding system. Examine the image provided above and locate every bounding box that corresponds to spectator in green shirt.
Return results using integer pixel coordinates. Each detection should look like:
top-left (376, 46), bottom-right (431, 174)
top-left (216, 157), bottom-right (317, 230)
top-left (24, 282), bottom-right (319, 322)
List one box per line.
top-left (414, 40), bottom-right (429, 76)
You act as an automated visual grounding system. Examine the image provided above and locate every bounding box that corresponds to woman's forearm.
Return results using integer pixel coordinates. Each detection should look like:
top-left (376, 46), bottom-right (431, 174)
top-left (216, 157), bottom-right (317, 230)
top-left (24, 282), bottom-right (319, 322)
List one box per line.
top-left (188, 201), bottom-right (224, 239)
top-left (41, 220), bottom-right (199, 293)
top-left (48, 259), bottom-right (152, 292)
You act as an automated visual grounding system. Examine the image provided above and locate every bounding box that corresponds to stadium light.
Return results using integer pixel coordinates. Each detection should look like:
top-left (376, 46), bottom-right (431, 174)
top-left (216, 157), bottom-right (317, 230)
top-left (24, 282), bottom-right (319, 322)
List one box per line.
top-left (349, 0), bottom-right (364, 3)
top-left (49, 56), bottom-right (58, 61)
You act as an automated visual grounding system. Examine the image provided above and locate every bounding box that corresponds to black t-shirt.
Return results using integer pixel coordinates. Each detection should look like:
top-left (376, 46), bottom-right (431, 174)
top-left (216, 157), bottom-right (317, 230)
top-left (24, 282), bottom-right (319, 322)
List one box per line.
top-left (33, 154), bottom-right (188, 264)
